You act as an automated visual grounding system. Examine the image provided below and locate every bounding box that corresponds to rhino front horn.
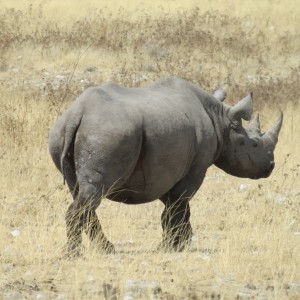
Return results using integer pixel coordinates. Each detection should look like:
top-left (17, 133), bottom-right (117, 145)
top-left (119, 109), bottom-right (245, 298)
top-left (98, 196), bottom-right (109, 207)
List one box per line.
top-left (264, 112), bottom-right (283, 145)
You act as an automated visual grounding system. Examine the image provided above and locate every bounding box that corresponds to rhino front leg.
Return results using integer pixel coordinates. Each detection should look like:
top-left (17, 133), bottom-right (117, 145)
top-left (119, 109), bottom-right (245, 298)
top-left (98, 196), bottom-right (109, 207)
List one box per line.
top-left (65, 182), bottom-right (114, 256)
top-left (159, 168), bottom-right (207, 251)
top-left (159, 197), bottom-right (192, 251)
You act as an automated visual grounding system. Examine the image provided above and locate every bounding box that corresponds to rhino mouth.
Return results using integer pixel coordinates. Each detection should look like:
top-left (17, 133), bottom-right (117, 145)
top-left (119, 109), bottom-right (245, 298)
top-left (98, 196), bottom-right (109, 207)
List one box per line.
top-left (265, 161), bottom-right (275, 176)
top-left (258, 162), bottom-right (275, 179)
top-left (250, 161), bottom-right (275, 179)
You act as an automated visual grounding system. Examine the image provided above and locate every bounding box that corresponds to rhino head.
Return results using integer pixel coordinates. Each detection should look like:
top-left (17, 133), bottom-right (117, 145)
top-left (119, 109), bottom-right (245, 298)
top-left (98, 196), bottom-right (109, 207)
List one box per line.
top-left (214, 92), bottom-right (283, 179)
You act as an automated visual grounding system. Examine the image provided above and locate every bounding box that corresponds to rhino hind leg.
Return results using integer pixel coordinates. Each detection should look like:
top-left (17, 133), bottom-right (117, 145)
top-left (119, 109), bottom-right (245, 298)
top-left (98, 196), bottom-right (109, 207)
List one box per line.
top-left (83, 208), bottom-right (114, 252)
top-left (65, 181), bottom-right (115, 256)
top-left (159, 196), bottom-right (193, 252)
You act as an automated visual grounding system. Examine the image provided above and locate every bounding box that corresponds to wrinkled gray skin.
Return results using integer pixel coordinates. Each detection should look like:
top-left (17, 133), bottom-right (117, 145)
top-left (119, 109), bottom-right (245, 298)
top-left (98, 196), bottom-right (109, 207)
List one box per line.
top-left (49, 77), bottom-right (283, 255)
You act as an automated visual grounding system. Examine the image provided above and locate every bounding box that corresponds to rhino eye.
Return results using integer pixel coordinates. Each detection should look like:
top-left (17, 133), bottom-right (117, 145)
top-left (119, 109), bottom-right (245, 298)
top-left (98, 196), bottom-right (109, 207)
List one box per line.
top-left (231, 120), bottom-right (239, 130)
top-left (252, 139), bottom-right (259, 147)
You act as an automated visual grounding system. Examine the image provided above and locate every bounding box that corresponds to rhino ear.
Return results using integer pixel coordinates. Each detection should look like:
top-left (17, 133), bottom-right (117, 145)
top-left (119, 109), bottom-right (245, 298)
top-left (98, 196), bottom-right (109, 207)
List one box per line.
top-left (213, 88), bottom-right (226, 102)
top-left (229, 92), bottom-right (253, 121)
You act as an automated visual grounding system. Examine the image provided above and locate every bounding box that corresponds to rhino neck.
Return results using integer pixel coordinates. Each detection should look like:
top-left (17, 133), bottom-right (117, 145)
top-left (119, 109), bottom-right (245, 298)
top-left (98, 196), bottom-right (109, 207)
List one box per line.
top-left (188, 81), bottom-right (227, 162)
top-left (202, 99), bottom-right (227, 162)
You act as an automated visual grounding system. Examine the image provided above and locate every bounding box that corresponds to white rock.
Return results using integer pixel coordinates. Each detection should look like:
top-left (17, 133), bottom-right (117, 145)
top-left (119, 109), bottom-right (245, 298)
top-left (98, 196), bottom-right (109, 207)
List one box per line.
top-left (123, 292), bottom-right (134, 300)
top-left (239, 184), bottom-right (248, 191)
top-left (275, 194), bottom-right (287, 204)
top-left (80, 79), bottom-right (90, 84)
top-left (10, 229), bottom-right (21, 237)
top-left (87, 275), bottom-right (96, 282)
top-left (200, 253), bottom-right (211, 261)
top-left (56, 294), bottom-right (67, 299)
top-left (55, 75), bottom-right (65, 80)
top-left (191, 235), bottom-right (198, 242)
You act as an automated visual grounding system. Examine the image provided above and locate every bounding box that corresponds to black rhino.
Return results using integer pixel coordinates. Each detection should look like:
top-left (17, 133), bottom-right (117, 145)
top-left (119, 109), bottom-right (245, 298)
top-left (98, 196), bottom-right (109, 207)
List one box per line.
top-left (49, 77), bottom-right (283, 255)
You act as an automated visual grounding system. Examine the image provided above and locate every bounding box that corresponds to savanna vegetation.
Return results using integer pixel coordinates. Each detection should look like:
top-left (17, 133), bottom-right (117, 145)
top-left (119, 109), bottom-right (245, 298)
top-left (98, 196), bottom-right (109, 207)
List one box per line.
top-left (0, 0), bottom-right (299, 299)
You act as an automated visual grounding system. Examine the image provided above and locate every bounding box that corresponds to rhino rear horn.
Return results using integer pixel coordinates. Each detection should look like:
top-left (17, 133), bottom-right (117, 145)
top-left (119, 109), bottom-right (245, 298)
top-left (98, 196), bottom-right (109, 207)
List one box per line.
top-left (263, 112), bottom-right (283, 145)
top-left (229, 92), bottom-right (253, 121)
top-left (213, 88), bottom-right (226, 102)
top-left (247, 113), bottom-right (261, 133)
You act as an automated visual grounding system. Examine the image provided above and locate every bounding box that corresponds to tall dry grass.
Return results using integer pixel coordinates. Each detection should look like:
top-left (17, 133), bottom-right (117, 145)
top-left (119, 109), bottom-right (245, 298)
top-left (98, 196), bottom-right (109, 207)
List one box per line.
top-left (0, 1), bottom-right (299, 299)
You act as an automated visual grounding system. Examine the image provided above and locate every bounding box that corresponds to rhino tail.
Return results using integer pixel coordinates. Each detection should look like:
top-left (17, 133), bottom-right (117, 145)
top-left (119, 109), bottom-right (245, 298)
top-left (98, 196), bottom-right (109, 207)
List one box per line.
top-left (60, 113), bottom-right (82, 185)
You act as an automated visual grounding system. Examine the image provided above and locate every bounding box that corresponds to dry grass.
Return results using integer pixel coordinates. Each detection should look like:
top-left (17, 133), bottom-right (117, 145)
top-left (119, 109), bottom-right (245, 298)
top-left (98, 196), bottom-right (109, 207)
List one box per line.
top-left (0, 1), bottom-right (299, 299)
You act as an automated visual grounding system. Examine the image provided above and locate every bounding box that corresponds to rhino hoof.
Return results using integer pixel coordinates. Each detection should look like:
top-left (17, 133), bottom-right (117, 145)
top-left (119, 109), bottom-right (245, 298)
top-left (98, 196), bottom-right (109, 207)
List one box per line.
top-left (92, 238), bottom-right (115, 254)
top-left (61, 243), bottom-right (84, 260)
top-left (157, 235), bottom-right (192, 252)
top-left (157, 241), bottom-right (190, 253)
top-left (102, 241), bottom-right (115, 254)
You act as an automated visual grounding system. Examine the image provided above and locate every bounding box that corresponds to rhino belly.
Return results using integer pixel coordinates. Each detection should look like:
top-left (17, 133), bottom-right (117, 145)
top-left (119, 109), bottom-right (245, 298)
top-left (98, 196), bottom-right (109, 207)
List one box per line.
top-left (107, 159), bottom-right (184, 204)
